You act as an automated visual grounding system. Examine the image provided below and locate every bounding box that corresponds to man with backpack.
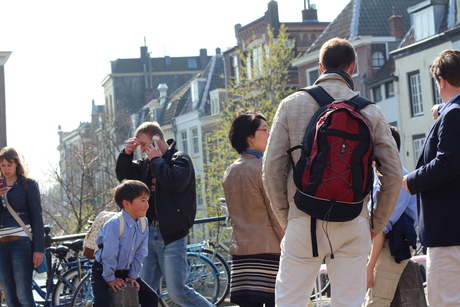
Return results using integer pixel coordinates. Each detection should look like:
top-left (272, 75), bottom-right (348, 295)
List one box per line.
top-left (262, 38), bottom-right (402, 306)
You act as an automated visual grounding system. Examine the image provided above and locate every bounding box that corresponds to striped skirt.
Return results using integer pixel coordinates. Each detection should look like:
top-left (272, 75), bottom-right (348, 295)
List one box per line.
top-left (230, 253), bottom-right (280, 305)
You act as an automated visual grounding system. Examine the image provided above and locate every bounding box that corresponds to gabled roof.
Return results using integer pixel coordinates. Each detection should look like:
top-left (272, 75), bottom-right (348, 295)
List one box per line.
top-left (159, 75), bottom-right (198, 126)
top-left (176, 54), bottom-right (226, 117)
top-left (308, 0), bottom-right (421, 53)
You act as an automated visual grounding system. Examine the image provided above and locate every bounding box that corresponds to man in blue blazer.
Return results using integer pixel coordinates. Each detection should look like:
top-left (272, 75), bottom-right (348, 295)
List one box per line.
top-left (403, 49), bottom-right (460, 306)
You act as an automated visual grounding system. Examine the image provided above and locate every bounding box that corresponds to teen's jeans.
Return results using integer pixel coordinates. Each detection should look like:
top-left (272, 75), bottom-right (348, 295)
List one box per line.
top-left (140, 224), bottom-right (214, 307)
top-left (0, 236), bottom-right (36, 307)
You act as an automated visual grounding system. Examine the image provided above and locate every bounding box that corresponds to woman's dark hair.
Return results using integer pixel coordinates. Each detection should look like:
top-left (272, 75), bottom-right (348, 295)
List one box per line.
top-left (0, 147), bottom-right (29, 188)
top-left (228, 110), bottom-right (267, 154)
top-left (113, 179), bottom-right (150, 209)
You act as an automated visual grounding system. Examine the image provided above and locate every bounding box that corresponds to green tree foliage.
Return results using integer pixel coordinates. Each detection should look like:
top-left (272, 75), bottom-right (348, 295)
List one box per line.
top-left (204, 24), bottom-right (298, 216)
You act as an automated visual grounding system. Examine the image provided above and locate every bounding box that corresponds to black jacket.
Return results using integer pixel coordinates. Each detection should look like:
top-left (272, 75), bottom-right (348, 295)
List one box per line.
top-left (407, 98), bottom-right (460, 247)
top-left (116, 139), bottom-right (196, 246)
top-left (0, 178), bottom-right (45, 253)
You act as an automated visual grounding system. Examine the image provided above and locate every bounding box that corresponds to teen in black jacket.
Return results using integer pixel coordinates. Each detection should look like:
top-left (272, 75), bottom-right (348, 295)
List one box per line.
top-left (115, 122), bottom-right (214, 307)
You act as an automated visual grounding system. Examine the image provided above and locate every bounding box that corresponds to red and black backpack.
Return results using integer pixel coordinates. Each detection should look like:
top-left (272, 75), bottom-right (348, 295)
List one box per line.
top-left (287, 85), bottom-right (375, 257)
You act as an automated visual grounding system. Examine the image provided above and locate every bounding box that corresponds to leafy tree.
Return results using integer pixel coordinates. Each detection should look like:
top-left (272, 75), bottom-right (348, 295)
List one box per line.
top-left (204, 24), bottom-right (298, 216)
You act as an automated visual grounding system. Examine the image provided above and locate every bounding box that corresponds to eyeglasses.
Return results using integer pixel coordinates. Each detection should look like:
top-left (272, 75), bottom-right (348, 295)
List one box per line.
top-left (257, 128), bottom-right (270, 134)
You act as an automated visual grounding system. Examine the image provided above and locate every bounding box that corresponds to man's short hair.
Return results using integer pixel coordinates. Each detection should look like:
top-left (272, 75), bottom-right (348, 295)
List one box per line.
top-left (319, 38), bottom-right (356, 71)
top-left (134, 122), bottom-right (165, 140)
top-left (430, 49), bottom-right (460, 87)
top-left (113, 180), bottom-right (150, 209)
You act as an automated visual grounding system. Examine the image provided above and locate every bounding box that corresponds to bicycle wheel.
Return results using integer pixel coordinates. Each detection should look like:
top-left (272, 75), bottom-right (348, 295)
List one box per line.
top-left (200, 248), bottom-right (230, 306)
top-left (70, 272), bottom-right (92, 307)
top-left (52, 267), bottom-right (90, 306)
top-left (158, 253), bottom-right (220, 307)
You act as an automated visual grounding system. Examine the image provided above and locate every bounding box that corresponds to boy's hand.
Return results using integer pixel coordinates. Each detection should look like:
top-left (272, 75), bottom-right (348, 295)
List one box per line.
top-left (107, 278), bottom-right (126, 292)
top-left (125, 277), bottom-right (140, 291)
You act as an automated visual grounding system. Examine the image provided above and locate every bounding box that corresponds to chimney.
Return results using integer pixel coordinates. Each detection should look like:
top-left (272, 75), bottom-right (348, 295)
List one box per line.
top-left (158, 83), bottom-right (168, 105)
top-left (388, 7), bottom-right (404, 39)
top-left (302, 2), bottom-right (318, 22)
top-left (266, 0), bottom-right (280, 31)
top-left (216, 47), bottom-right (221, 55)
top-left (199, 48), bottom-right (208, 68)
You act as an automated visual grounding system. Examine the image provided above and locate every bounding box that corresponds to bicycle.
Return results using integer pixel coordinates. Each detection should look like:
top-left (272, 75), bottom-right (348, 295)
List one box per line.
top-left (192, 198), bottom-right (232, 306)
top-left (70, 251), bottom-right (220, 307)
top-left (33, 241), bottom-right (92, 307)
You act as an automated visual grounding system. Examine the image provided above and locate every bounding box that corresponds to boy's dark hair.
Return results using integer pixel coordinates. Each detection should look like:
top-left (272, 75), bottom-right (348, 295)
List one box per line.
top-left (134, 121), bottom-right (165, 140)
top-left (228, 110), bottom-right (267, 153)
top-left (430, 49), bottom-right (460, 87)
top-left (319, 37), bottom-right (356, 71)
top-left (113, 180), bottom-right (150, 209)
top-left (389, 125), bottom-right (401, 152)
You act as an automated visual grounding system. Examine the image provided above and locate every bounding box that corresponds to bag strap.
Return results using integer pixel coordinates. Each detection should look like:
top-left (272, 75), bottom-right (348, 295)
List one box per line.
top-left (3, 193), bottom-right (33, 240)
top-left (348, 95), bottom-right (374, 111)
top-left (116, 213), bottom-right (146, 234)
top-left (299, 85), bottom-right (335, 107)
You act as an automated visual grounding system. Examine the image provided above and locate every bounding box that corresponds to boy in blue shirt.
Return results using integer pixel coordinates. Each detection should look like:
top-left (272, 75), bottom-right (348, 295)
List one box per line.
top-left (92, 180), bottom-right (158, 307)
top-left (365, 126), bottom-right (418, 306)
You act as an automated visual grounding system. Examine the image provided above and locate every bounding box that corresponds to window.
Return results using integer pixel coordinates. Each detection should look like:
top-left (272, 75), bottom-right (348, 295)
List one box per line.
top-left (196, 176), bottom-right (204, 207)
top-left (413, 134), bottom-right (426, 165)
top-left (372, 86), bottom-right (382, 102)
top-left (307, 68), bottom-right (319, 86)
top-left (205, 132), bottom-right (213, 163)
top-left (385, 82), bottom-right (395, 98)
top-left (352, 54), bottom-right (359, 77)
top-left (232, 55), bottom-right (239, 85)
top-left (210, 90), bottom-right (220, 115)
top-left (246, 54), bottom-right (252, 80)
top-left (187, 59), bottom-right (197, 69)
top-left (409, 71), bottom-right (423, 117)
top-left (181, 131), bottom-right (188, 152)
top-left (414, 6), bottom-right (435, 41)
top-left (431, 77), bottom-right (443, 105)
top-left (252, 46), bottom-right (263, 79)
top-left (191, 127), bottom-right (199, 154)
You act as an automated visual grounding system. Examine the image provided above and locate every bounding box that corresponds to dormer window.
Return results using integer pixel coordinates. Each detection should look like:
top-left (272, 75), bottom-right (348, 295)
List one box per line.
top-left (409, 0), bottom-right (445, 42)
top-left (414, 6), bottom-right (435, 41)
top-left (371, 44), bottom-right (386, 70)
top-left (191, 78), bottom-right (206, 109)
top-left (188, 59), bottom-right (197, 69)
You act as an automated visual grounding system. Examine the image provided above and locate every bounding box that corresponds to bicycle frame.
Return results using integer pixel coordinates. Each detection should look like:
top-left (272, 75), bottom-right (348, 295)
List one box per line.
top-left (33, 255), bottom-right (91, 307)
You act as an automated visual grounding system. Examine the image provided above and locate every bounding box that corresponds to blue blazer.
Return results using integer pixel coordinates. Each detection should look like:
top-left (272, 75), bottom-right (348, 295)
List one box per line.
top-left (407, 96), bottom-right (460, 247)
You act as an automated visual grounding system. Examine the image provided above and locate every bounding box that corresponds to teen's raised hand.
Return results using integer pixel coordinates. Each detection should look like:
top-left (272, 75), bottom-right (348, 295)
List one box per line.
top-left (145, 139), bottom-right (162, 160)
top-left (124, 138), bottom-right (141, 155)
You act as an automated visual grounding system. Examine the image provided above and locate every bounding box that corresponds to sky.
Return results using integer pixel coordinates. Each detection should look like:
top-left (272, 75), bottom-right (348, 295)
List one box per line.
top-left (0, 0), bottom-right (349, 186)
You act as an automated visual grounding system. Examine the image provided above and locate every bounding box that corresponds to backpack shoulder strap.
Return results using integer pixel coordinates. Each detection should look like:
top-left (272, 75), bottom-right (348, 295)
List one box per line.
top-left (116, 212), bottom-right (125, 237)
top-left (299, 85), bottom-right (335, 107)
top-left (348, 95), bottom-right (374, 110)
top-left (140, 217), bottom-right (147, 233)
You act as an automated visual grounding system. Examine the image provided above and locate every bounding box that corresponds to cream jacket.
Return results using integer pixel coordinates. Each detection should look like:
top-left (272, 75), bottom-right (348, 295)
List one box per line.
top-left (262, 73), bottom-right (402, 234)
top-left (223, 154), bottom-right (284, 255)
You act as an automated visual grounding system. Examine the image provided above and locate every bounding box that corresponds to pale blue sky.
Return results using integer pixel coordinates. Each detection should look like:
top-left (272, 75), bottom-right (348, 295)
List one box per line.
top-left (0, 0), bottom-right (348, 184)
